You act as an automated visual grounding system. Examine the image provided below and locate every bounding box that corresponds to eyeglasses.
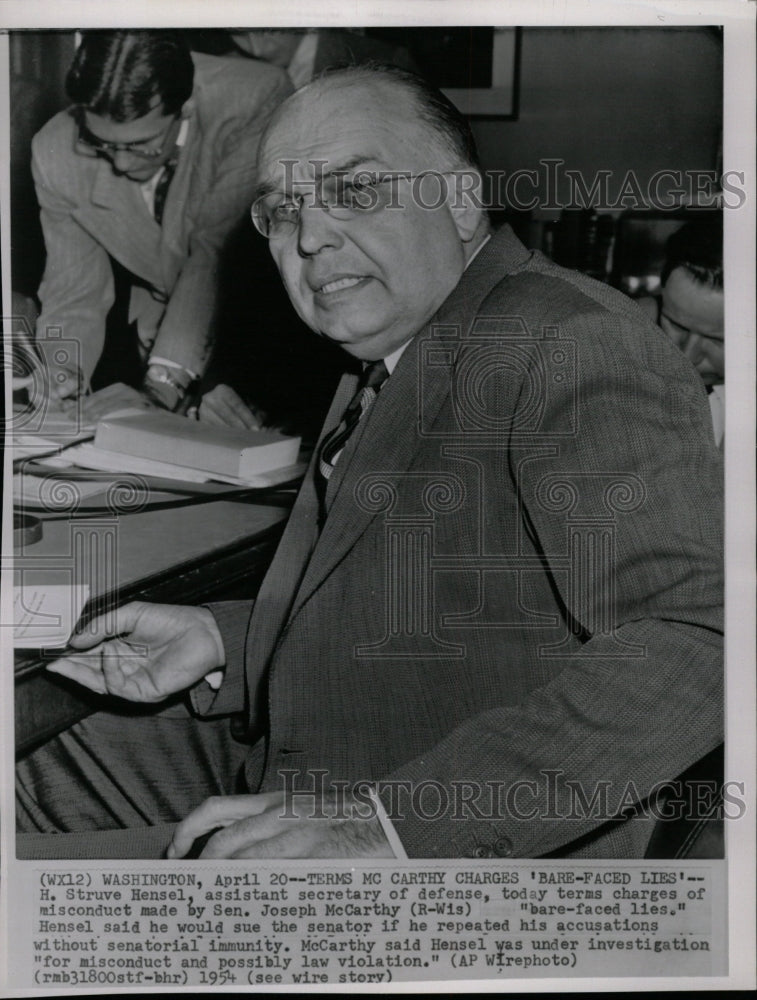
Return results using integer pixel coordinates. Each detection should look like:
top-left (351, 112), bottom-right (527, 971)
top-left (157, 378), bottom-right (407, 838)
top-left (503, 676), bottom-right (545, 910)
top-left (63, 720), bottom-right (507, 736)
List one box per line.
top-left (75, 112), bottom-right (180, 161)
top-left (251, 171), bottom-right (452, 239)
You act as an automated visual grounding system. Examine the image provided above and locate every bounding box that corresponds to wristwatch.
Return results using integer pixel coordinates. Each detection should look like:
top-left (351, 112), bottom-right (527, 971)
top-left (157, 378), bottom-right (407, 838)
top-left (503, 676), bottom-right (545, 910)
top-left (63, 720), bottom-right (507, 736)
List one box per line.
top-left (142, 363), bottom-right (192, 412)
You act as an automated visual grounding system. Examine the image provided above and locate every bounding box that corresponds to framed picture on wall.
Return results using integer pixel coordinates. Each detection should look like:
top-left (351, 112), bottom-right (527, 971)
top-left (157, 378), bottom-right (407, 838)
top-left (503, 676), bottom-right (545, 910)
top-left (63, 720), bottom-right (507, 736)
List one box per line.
top-left (364, 26), bottom-right (521, 119)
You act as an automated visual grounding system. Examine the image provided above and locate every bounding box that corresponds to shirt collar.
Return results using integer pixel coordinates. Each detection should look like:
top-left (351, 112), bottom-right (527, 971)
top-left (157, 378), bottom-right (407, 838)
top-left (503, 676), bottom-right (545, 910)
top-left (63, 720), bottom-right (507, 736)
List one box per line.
top-left (175, 115), bottom-right (189, 149)
top-left (466, 232), bottom-right (491, 268)
top-left (383, 341), bottom-right (410, 375)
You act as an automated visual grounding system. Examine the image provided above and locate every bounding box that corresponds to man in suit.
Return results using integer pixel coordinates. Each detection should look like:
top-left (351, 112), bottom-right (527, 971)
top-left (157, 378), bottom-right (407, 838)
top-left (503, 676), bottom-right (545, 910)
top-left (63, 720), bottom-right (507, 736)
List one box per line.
top-left (32, 30), bottom-right (290, 421)
top-left (639, 218), bottom-right (725, 447)
top-left (18, 66), bottom-right (723, 860)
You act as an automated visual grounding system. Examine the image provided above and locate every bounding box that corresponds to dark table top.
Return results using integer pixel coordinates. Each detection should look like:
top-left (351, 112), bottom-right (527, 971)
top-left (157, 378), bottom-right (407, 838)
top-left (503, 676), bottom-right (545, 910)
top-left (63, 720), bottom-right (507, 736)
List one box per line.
top-left (14, 498), bottom-right (290, 755)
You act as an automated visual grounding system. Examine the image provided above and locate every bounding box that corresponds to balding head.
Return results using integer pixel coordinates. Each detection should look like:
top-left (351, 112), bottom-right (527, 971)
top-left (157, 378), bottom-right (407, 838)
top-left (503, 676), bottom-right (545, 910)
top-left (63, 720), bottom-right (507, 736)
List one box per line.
top-left (253, 67), bottom-right (490, 361)
top-left (265, 64), bottom-right (482, 172)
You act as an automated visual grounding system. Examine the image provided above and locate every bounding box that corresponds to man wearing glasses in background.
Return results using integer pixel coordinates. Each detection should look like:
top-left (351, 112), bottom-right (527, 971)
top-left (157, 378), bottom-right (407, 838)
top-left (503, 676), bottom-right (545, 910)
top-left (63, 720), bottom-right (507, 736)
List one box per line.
top-left (31, 29), bottom-right (291, 423)
top-left (639, 216), bottom-right (725, 448)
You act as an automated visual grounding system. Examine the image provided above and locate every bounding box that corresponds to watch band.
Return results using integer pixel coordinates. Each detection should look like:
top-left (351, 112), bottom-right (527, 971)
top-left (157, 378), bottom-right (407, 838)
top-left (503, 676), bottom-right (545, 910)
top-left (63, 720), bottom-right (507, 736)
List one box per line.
top-left (143, 365), bottom-right (189, 412)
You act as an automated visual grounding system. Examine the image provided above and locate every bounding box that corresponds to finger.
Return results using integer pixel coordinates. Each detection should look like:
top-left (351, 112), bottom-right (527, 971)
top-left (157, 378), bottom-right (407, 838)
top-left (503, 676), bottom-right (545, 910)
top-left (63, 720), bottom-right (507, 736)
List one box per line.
top-left (213, 406), bottom-right (255, 430)
top-left (58, 397), bottom-right (81, 417)
top-left (199, 801), bottom-right (295, 859)
top-left (207, 814), bottom-right (384, 860)
top-left (197, 402), bottom-right (227, 427)
top-left (227, 408), bottom-right (259, 430)
top-left (202, 387), bottom-right (260, 429)
top-left (226, 820), bottom-right (394, 859)
top-left (47, 652), bottom-right (109, 694)
top-left (226, 825), bottom-right (323, 860)
top-left (95, 639), bottom-right (154, 698)
top-left (167, 792), bottom-right (282, 859)
top-left (70, 603), bottom-right (146, 649)
top-left (220, 390), bottom-right (260, 429)
top-left (205, 396), bottom-right (257, 430)
top-left (52, 372), bottom-right (80, 401)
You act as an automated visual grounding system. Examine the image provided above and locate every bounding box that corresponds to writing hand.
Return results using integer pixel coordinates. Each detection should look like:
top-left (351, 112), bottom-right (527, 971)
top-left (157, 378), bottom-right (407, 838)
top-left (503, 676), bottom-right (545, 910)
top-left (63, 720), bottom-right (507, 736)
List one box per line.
top-left (198, 384), bottom-right (263, 430)
top-left (47, 602), bottom-right (225, 702)
top-left (167, 791), bottom-right (394, 859)
top-left (47, 366), bottom-right (83, 404)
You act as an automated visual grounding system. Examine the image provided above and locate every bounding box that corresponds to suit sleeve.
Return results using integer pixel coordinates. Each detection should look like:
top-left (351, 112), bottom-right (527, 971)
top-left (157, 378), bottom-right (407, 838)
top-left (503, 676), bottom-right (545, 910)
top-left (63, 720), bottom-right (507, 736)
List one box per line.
top-left (32, 138), bottom-right (115, 385)
top-left (148, 72), bottom-right (292, 377)
top-left (380, 307), bottom-right (723, 858)
top-left (188, 600), bottom-right (255, 717)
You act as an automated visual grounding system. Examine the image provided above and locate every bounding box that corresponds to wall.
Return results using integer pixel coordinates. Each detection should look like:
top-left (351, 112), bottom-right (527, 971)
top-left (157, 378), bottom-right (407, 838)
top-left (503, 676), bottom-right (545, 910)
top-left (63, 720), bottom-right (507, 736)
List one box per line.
top-left (472, 27), bottom-right (723, 217)
top-left (10, 31), bottom-right (76, 295)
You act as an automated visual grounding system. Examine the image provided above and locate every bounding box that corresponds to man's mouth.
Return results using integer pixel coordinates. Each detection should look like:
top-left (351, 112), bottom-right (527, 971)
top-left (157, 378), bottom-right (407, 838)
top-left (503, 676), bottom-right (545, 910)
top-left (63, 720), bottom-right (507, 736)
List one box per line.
top-left (316, 276), bottom-right (367, 295)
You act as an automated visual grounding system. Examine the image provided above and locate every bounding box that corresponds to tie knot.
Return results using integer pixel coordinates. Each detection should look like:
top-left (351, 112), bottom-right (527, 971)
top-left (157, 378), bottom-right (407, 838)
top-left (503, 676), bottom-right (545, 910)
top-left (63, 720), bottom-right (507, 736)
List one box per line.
top-left (362, 359), bottom-right (389, 393)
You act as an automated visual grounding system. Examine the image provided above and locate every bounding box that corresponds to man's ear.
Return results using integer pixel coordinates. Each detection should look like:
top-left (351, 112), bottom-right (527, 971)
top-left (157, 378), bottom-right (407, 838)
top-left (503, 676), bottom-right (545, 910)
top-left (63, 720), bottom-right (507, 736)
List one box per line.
top-left (447, 169), bottom-right (486, 243)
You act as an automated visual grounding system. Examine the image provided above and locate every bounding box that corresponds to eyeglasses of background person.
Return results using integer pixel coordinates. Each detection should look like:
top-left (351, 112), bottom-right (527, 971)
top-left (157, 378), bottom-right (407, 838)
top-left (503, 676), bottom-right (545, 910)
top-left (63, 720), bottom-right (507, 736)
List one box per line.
top-left (74, 106), bottom-right (182, 162)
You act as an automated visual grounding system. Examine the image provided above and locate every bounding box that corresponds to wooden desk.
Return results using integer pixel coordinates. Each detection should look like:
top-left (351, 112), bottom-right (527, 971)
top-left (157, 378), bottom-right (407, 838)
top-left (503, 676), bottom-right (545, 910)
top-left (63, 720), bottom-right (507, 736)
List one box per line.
top-left (15, 499), bottom-right (289, 757)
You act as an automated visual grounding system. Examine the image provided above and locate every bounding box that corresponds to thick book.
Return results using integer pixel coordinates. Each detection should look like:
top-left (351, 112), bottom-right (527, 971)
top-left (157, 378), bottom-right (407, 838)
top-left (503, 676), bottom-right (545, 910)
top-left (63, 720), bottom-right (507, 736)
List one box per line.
top-left (95, 411), bottom-right (301, 480)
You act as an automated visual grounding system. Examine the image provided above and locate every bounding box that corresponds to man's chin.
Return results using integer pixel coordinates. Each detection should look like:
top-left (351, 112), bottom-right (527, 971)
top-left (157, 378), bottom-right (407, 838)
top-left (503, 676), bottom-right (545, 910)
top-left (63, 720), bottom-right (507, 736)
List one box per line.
top-left (317, 329), bottom-right (382, 359)
top-left (314, 318), bottom-right (384, 356)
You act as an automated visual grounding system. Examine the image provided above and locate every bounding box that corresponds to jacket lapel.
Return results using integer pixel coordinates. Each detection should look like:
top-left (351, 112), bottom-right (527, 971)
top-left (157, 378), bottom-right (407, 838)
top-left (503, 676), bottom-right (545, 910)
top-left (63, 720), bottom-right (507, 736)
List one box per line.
top-left (289, 336), bottom-right (431, 616)
top-left (158, 110), bottom-right (197, 288)
top-left (84, 160), bottom-right (163, 285)
top-left (243, 373), bottom-right (358, 669)
top-left (285, 226), bottom-right (530, 621)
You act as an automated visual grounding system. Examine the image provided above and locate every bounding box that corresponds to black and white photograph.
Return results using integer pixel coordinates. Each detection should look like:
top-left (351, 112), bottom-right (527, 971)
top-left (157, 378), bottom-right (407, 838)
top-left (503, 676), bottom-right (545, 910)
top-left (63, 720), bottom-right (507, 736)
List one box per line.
top-left (1, 0), bottom-right (754, 991)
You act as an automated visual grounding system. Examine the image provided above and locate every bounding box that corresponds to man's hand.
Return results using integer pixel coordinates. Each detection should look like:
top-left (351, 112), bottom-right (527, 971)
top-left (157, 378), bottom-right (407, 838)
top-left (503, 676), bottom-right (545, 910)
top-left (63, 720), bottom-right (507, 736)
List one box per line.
top-left (167, 791), bottom-right (394, 859)
top-left (47, 602), bottom-right (225, 702)
top-left (198, 384), bottom-right (263, 430)
top-left (47, 366), bottom-right (83, 403)
top-left (80, 383), bottom-right (155, 422)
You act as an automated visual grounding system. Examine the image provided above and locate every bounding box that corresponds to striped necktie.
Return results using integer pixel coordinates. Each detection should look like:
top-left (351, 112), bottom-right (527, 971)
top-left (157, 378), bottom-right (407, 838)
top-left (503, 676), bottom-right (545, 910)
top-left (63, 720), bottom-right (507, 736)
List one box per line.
top-left (318, 359), bottom-right (389, 483)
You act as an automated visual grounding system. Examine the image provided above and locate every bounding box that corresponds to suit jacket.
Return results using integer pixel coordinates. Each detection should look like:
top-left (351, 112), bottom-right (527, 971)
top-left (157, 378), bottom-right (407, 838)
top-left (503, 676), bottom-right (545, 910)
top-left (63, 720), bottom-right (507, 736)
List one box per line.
top-left (31, 53), bottom-right (291, 383)
top-left (200, 225), bottom-right (723, 859)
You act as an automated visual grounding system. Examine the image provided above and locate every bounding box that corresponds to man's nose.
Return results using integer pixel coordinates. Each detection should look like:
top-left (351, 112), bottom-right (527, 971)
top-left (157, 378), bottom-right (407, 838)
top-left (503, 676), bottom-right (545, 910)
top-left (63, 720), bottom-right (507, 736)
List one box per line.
top-left (111, 149), bottom-right (135, 174)
top-left (297, 203), bottom-right (343, 256)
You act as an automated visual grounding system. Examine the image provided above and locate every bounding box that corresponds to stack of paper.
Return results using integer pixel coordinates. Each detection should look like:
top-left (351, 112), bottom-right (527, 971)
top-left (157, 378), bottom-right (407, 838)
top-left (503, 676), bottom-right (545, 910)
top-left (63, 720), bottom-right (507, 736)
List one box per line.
top-left (13, 584), bottom-right (90, 649)
top-left (94, 412), bottom-right (301, 482)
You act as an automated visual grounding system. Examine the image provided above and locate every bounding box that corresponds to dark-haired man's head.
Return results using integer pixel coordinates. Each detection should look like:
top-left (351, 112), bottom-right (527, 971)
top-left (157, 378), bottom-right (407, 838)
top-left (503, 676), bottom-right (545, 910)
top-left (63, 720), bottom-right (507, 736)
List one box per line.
top-left (67, 30), bottom-right (194, 182)
top-left (660, 217), bottom-right (724, 386)
top-left (254, 66), bottom-right (490, 362)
